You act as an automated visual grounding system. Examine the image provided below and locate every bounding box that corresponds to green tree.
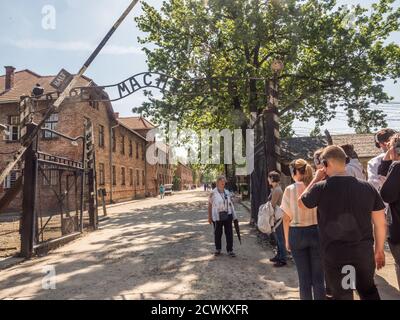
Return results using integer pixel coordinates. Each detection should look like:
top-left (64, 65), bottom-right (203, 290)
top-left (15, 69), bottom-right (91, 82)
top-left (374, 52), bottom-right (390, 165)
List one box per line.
top-left (135, 0), bottom-right (400, 136)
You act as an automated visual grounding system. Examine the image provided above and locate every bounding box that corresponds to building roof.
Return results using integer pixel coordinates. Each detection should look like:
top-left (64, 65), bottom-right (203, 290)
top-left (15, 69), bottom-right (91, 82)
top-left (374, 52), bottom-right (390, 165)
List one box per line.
top-left (281, 133), bottom-right (381, 162)
top-left (118, 116), bottom-right (156, 130)
top-left (177, 161), bottom-right (193, 171)
top-left (0, 69), bottom-right (93, 104)
top-left (116, 119), bottom-right (147, 141)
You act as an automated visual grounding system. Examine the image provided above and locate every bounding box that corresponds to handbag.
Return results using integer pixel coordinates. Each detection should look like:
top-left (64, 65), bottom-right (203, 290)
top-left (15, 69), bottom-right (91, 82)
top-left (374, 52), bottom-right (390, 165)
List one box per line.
top-left (219, 211), bottom-right (229, 222)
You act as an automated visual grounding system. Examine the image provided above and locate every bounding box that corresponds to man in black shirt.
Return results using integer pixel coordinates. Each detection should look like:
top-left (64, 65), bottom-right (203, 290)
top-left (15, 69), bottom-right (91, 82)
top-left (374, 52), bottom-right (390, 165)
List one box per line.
top-left (299, 145), bottom-right (387, 300)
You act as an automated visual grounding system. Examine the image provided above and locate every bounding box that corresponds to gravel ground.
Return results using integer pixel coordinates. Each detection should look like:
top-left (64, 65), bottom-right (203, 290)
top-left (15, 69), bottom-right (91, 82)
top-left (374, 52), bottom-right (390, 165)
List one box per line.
top-left (0, 189), bottom-right (398, 300)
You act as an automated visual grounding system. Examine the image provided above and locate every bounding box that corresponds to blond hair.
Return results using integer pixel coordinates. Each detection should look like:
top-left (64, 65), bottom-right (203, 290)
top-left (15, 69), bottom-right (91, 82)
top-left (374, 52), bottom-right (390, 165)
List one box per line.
top-left (290, 159), bottom-right (314, 186)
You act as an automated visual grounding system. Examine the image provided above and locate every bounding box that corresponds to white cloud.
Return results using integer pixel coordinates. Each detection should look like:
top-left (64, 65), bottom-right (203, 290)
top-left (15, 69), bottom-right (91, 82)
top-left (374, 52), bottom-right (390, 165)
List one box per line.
top-left (6, 39), bottom-right (144, 56)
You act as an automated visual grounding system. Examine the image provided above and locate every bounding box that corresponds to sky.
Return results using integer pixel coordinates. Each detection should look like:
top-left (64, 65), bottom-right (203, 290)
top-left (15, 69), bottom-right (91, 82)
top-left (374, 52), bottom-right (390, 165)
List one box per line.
top-left (0, 0), bottom-right (399, 136)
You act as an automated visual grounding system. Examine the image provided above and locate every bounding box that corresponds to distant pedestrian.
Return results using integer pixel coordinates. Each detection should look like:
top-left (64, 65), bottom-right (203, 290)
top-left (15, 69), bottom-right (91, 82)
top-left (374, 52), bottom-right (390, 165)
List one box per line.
top-left (267, 171), bottom-right (286, 267)
top-left (159, 184), bottom-right (165, 199)
top-left (208, 175), bottom-right (237, 257)
top-left (281, 159), bottom-right (326, 300)
top-left (300, 146), bottom-right (386, 300)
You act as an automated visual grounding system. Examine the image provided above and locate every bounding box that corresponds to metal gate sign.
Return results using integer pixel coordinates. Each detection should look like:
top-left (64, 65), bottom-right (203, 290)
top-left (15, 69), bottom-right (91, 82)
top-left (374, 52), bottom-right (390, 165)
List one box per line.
top-left (50, 68), bottom-right (73, 92)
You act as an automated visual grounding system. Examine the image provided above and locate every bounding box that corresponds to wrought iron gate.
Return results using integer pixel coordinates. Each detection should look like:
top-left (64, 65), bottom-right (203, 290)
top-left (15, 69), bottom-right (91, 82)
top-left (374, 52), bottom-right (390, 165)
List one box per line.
top-left (250, 114), bottom-right (270, 223)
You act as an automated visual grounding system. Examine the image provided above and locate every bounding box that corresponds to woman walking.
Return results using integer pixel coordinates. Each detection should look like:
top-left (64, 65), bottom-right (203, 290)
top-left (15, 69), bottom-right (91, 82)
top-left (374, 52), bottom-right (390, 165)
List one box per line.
top-left (208, 175), bottom-right (238, 257)
top-left (281, 159), bottom-right (326, 300)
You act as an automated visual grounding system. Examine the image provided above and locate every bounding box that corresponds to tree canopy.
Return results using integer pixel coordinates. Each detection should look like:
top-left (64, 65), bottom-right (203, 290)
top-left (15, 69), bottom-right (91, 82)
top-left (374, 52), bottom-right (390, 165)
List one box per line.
top-left (134, 0), bottom-right (400, 136)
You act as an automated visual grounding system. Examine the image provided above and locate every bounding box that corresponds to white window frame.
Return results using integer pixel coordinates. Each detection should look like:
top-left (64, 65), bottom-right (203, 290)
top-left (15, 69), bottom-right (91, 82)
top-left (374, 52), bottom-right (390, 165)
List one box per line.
top-left (43, 114), bottom-right (59, 139)
top-left (3, 116), bottom-right (20, 142)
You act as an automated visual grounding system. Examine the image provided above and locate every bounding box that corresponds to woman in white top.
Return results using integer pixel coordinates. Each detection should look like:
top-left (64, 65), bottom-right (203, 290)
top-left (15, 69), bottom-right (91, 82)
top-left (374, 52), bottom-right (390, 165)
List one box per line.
top-left (208, 175), bottom-right (238, 257)
top-left (281, 159), bottom-right (325, 300)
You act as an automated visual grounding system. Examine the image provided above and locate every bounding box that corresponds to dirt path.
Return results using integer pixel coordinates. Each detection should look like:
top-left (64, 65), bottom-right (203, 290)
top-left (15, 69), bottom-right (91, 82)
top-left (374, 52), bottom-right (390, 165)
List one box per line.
top-left (0, 190), bottom-right (398, 300)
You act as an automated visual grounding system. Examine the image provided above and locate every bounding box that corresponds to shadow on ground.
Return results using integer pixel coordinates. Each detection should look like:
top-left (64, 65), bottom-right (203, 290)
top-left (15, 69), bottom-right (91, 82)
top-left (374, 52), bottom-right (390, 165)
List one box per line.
top-left (0, 191), bottom-right (299, 300)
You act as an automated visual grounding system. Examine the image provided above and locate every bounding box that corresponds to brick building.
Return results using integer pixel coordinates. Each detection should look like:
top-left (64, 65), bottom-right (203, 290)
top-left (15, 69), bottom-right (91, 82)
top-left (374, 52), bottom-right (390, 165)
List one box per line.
top-left (0, 67), bottom-right (150, 213)
top-left (175, 162), bottom-right (194, 191)
top-left (118, 116), bottom-right (174, 196)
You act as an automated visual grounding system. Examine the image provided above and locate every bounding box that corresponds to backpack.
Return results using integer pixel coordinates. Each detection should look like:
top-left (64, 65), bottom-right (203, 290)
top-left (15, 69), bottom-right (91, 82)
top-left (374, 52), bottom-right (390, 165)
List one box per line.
top-left (257, 202), bottom-right (283, 235)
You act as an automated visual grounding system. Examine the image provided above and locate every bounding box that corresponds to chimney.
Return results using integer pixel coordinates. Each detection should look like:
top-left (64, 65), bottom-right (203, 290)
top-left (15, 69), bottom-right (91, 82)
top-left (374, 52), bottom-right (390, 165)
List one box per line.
top-left (4, 66), bottom-right (16, 91)
top-left (114, 112), bottom-right (120, 119)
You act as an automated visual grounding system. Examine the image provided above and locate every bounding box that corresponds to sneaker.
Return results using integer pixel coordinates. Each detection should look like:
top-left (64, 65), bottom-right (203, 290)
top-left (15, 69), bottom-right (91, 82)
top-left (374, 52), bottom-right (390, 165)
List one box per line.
top-left (214, 250), bottom-right (221, 256)
top-left (273, 261), bottom-right (287, 268)
top-left (228, 251), bottom-right (236, 257)
top-left (270, 256), bottom-right (279, 263)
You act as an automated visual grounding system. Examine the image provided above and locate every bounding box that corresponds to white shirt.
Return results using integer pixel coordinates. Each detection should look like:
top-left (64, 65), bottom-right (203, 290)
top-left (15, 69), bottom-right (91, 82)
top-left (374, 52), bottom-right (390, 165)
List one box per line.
top-left (367, 153), bottom-right (386, 191)
top-left (346, 159), bottom-right (366, 180)
top-left (208, 188), bottom-right (237, 222)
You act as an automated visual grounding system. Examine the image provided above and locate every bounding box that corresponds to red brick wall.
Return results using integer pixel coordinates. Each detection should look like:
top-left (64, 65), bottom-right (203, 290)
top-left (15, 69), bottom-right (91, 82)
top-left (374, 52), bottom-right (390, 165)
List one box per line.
top-left (175, 163), bottom-right (193, 191)
top-left (0, 98), bottom-right (151, 213)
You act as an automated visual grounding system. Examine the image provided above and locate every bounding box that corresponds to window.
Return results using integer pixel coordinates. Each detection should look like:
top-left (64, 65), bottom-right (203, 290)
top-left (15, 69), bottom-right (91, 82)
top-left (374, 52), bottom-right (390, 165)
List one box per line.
top-left (112, 165), bottom-right (116, 186)
top-left (121, 136), bottom-right (125, 155)
top-left (136, 142), bottom-right (139, 159)
top-left (129, 140), bottom-right (133, 157)
top-left (129, 168), bottom-right (133, 186)
top-left (5, 115), bottom-right (20, 142)
top-left (142, 171), bottom-right (145, 186)
top-left (99, 163), bottom-right (105, 186)
top-left (112, 129), bottom-right (116, 152)
top-left (89, 100), bottom-right (99, 110)
top-left (3, 163), bottom-right (20, 189)
top-left (136, 170), bottom-right (140, 186)
top-left (43, 114), bottom-right (58, 139)
top-left (142, 144), bottom-right (145, 160)
top-left (121, 167), bottom-right (126, 186)
top-left (42, 166), bottom-right (59, 186)
top-left (99, 125), bottom-right (105, 148)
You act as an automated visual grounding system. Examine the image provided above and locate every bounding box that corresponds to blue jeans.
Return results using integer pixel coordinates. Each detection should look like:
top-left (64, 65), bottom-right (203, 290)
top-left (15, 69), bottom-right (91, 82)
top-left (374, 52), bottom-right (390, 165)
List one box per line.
top-left (274, 222), bottom-right (287, 262)
top-left (289, 225), bottom-right (326, 300)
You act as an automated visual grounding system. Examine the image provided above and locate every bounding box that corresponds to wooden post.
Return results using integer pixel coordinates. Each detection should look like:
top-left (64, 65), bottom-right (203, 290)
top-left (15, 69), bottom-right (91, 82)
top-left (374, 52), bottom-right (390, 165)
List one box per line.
top-left (20, 123), bottom-right (37, 258)
top-left (265, 73), bottom-right (281, 174)
top-left (88, 169), bottom-right (96, 229)
top-left (100, 189), bottom-right (107, 217)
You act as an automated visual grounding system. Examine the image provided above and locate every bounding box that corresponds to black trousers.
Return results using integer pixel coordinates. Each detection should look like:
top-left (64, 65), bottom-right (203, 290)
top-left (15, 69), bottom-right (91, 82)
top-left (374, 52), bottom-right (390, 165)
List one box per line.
top-left (213, 215), bottom-right (233, 252)
top-left (323, 245), bottom-right (380, 300)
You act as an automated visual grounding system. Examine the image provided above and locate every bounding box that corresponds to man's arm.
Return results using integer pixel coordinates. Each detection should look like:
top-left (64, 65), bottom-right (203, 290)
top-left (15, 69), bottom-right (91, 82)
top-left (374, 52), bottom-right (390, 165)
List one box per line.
top-left (371, 209), bottom-right (386, 270)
